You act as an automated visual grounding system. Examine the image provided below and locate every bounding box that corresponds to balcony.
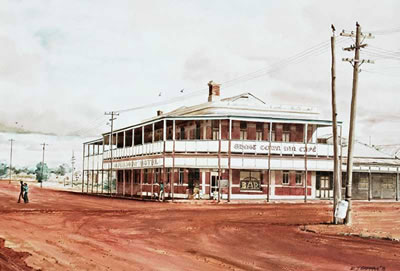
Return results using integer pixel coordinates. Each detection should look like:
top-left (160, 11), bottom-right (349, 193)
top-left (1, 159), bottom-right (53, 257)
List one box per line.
top-left (100, 140), bottom-right (335, 160)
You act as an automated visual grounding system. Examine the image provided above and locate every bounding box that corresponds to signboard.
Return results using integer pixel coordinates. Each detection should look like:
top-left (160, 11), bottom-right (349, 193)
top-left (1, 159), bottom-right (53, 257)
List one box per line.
top-left (220, 179), bottom-right (229, 188)
top-left (335, 200), bottom-right (349, 219)
top-left (231, 141), bottom-right (318, 155)
top-left (104, 158), bottom-right (162, 169)
top-left (240, 177), bottom-right (261, 191)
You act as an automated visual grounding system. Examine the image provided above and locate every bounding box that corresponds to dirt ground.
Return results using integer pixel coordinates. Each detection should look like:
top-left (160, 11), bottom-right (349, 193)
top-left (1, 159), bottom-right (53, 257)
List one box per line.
top-left (0, 181), bottom-right (399, 271)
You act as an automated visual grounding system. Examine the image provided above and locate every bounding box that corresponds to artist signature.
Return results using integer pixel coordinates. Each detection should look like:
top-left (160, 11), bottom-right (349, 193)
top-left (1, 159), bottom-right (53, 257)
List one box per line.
top-left (350, 266), bottom-right (385, 271)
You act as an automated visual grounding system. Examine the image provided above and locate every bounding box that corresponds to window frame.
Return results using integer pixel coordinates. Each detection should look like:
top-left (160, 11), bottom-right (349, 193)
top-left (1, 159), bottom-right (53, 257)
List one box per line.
top-left (282, 171), bottom-right (289, 185)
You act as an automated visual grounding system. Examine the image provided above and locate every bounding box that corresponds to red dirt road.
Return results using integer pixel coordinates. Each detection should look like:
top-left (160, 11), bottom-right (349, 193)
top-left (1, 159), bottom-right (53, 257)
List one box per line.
top-left (0, 181), bottom-right (399, 271)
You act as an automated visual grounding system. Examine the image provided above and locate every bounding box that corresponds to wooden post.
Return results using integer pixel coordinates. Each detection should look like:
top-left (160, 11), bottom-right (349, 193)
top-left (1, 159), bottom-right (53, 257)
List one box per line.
top-left (268, 122), bottom-right (272, 202)
top-left (151, 168), bottom-right (154, 199)
top-left (101, 140), bottom-right (104, 194)
top-left (123, 169), bottom-right (126, 196)
top-left (172, 120), bottom-right (175, 201)
top-left (82, 143), bottom-right (85, 193)
top-left (131, 169), bottom-right (134, 197)
top-left (345, 23), bottom-right (362, 225)
top-left (228, 119), bottom-right (232, 202)
top-left (304, 123), bottom-right (308, 203)
top-left (140, 168), bottom-right (144, 199)
top-left (368, 167), bottom-right (372, 201)
top-left (162, 119), bottom-right (166, 201)
top-left (218, 119), bottom-right (221, 203)
top-left (331, 26), bottom-right (341, 224)
top-left (396, 167), bottom-right (399, 201)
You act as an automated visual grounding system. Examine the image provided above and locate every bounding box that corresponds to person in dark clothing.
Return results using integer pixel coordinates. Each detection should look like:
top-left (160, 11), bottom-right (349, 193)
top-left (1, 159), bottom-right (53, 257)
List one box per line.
top-left (17, 181), bottom-right (24, 203)
top-left (23, 183), bottom-right (29, 203)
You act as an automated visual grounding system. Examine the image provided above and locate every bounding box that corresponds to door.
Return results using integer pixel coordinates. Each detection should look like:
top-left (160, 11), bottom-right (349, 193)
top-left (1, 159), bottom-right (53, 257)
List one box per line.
top-left (210, 173), bottom-right (219, 195)
top-left (319, 176), bottom-right (330, 198)
top-left (316, 172), bottom-right (333, 199)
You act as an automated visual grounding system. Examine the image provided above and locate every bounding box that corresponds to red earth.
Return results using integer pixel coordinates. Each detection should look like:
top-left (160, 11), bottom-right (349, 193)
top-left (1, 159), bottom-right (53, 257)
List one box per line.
top-left (0, 181), bottom-right (399, 271)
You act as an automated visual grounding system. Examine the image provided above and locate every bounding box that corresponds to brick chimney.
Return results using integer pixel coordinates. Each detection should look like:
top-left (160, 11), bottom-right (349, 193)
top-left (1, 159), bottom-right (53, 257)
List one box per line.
top-left (208, 80), bottom-right (220, 102)
top-left (157, 110), bottom-right (163, 116)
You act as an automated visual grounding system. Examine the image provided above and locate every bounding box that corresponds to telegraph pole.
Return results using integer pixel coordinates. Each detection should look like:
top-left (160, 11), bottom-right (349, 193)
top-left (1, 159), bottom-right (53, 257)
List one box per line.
top-left (40, 143), bottom-right (48, 188)
top-left (341, 22), bottom-right (374, 225)
top-left (71, 151), bottom-right (76, 187)
top-left (8, 139), bottom-right (14, 184)
top-left (105, 111), bottom-right (119, 195)
top-left (331, 25), bottom-right (341, 224)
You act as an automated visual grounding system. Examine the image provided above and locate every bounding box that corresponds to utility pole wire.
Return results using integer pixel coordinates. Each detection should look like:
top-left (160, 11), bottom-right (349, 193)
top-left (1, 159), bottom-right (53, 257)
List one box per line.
top-left (8, 139), bottom-right (14, 184)
top-left (341, 22), bottom-right (374, 225)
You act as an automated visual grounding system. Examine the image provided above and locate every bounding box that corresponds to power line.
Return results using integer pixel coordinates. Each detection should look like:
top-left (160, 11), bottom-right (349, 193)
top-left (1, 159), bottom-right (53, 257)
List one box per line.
top-left (117, 37), bottom-right (346, 114)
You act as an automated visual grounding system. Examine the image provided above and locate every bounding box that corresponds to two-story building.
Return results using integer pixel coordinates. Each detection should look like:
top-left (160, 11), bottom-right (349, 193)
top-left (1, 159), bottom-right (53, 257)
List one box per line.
top-left (82, 81), bottom-right (399, 201)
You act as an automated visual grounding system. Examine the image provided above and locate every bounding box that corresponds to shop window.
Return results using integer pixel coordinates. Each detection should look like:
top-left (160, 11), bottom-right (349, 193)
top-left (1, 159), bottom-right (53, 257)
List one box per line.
top-left (179, 168), bottom-right (184, 184)
top-left (240, 171), bottom-right (261, 191)
top-left (295, 171), bottom-right (302, 185)
top-left (256, 123), bottom-right (263, 141)
top-left (358, 177), bottom-right (368, 190)
top-left (240, 122), bottom-right (247, 140)
top-left (282, 171), bottom-right (289, 185)
top-left (382, 179), bottom-right (394, 189)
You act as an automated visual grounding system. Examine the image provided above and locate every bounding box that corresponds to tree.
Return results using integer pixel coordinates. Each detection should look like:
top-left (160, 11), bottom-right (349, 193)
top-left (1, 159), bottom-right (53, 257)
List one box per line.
top-left (35, 162), bottom-right (49, 182)
top-left (0, 163), bottom-right (7, 177)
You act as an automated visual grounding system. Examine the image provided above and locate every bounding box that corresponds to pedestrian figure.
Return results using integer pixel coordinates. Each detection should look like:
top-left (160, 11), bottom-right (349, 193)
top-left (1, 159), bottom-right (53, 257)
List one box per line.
top-left (17, 181), bottom-right (24, 203)
top-left (159, 182), bottom-right (164, 202)
top-left (23, 183), bottom-right (29, 203)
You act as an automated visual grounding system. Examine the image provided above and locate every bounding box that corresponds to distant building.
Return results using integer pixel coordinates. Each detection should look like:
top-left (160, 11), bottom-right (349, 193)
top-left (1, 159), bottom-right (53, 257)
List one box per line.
top-left (83, 81), bottom-right (400, 201)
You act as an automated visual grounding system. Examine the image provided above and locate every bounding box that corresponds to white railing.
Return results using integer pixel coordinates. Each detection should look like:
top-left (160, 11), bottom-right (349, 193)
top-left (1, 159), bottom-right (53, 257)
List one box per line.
top-left (101, 140), bottom-right (335, 159)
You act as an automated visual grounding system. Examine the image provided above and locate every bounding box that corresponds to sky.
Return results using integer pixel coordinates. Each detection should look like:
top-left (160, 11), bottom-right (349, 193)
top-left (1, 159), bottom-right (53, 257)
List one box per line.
top-left (0, 0), bottom-right (399, 169)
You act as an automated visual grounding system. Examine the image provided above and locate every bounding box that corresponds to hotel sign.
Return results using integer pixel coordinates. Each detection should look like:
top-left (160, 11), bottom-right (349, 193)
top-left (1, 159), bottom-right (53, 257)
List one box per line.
top-left (104, 158), bottom-right (162, 169)
top-left (232, 141), bottom-right (319, 156)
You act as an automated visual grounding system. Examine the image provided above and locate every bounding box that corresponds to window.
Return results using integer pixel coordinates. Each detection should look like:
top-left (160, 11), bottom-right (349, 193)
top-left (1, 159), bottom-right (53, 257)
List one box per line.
top-left (382, 179), bottom-right (394, 189)
top-left (240, 122), bottom-right (247, 140)
top-left (295, 171), bottom-right (302, 185)
top-left (179, 168), bottom-right (184, 184)
top-left (154, 169), bottom-right (159, 184)
top-left (271, 126), bottom-right (276, 141)
top-left (256, 123), bottom-right (263, 141)
top-left (240, 171), bottom-right (261, 191)
top-left (358, 177), bottom-right (368, 190)
top-left (144, 169), bottom-right (149, 184)
top-left (135, 170), bottom-right (140, 184)
top-left (282, 171), bottom-right (289, 185)
top-left (283, 124), bottom-right (290, 142)
top-left (195, 121), bottom-right (201, 140)
top-left (320, 176), bottom-right (329, 189)
top-left (212, 120), bottom-right (219, 140)
top-left (180, 127), bottom-right (185, 140)
top-left (166, 168), bottom-right (170, 184)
